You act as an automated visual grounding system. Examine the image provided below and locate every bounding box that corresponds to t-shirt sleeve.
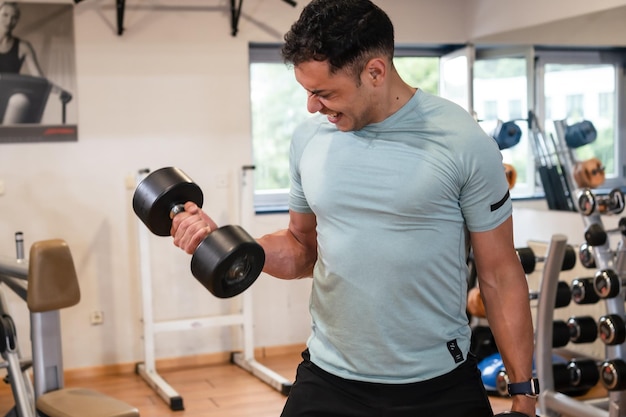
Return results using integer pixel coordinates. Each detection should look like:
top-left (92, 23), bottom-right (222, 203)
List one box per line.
top-left (458, 121), bottom-right (512, 232)
top-left (288, 118), bottom-right (318, 214)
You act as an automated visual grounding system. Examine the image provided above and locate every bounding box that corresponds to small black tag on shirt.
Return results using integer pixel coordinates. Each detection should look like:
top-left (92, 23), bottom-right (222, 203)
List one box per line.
top-left (447, 339), bottom-right (464, 363)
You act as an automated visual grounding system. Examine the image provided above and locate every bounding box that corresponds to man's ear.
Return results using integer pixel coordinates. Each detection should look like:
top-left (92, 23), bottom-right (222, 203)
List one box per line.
top-left (365, 58), bottom-right (386, 84)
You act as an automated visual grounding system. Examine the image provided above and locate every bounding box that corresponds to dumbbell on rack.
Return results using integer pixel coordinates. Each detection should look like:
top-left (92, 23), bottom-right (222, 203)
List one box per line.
top-left (570, 277), bottom-right (600, 305)
top-left (132, 167), bottom-right (265, 298)
top-left (593, 268), bottom-right (624, 299)
top-left (583, 218), bottom-right (626, 246)
top-left (568, 316), bottom-right (598, 344)
top-left (516, 245), bottom-right (576, 275)
top-left (553, 316), bottom-right (598, 347)
top-left (467, 280), bottom-right (571, 318)
top-left (601, 359), bottom-right (626, 391)
top-left (553, 358), bottom-right (600, 396)
top-left (578, 243), bottom-right (596, 269)
top-left (577, 188), bottom-right (625, 216)
top-left (598, 314), bottom-right (626, 346)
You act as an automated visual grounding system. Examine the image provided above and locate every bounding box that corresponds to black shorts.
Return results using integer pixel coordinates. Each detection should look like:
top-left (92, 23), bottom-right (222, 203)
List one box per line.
top-left (280, 350), bottom-right (493, 417)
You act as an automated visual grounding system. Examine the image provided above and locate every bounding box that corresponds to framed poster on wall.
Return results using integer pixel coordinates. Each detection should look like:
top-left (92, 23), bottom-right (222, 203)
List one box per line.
top-left (0, 1), bottom-right (78, 143)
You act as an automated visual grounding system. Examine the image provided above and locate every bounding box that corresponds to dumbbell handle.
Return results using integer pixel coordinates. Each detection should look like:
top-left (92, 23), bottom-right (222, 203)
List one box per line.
top-left (170, 203), bottom-right (186, 220)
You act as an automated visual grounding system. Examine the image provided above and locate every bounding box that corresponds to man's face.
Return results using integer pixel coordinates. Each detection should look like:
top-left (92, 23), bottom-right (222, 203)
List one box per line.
top-left (0, 5), bottom-right (19, 33)
top-left (294, 60), bottom-right (378, 132)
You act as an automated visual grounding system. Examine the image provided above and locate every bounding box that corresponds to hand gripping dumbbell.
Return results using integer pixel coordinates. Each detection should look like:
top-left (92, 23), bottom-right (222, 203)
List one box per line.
top-left (593, 268), bottom-right (624, 299)
top-left (132, 167), bottom-right (265, 298)
top-left (583, 218), bottom-right (626, 246)
top-left (577, 188), bottom-right (625, 216)
top-left (516, 245), bottom-right (576, 275)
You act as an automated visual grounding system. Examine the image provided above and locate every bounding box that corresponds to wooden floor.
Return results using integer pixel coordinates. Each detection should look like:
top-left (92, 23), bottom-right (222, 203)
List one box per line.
top-left (0, 346), bottom-right (516, 417)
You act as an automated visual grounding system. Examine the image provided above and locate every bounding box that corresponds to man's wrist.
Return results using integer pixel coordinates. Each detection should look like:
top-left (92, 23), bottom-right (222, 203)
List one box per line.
top-left (507, 378), bottom-right (540, 398)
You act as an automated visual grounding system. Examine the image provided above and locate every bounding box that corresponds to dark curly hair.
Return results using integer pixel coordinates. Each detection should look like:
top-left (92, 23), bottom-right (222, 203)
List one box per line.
top-left (281, 0), bottom-right (394, 80)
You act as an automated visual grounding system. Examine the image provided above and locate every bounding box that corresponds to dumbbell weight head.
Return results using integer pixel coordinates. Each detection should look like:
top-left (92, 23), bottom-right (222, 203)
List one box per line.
top-left (584, 223), bottom-right (607, 247)
top-left (552, 320), bottom-right (571, 348)
top-left (555, 281), bottom-right (572, 308)
top-left (593, 269), bottom-right (621, 299)
top-left (571, 277), bottom-right (600, 304)
top-left (516, 246), bottom-right (576, 275)
top-left (601, 359), bottom-right (626, 391)
top-left (495, 412), bottom-right (536, 417)
top-left (567, 316), bottom-right (597, 344)
top-left (133, 167), bottom-right (204, 236)
top-left (578, 243), bottom-right (596, 269)
top-left (191, 225), bottom-right (265, 298)
top-left (568, 358), bottom-right (599, 388)
top-left (516, 247), bottom-right (536, 274)
top-left (596, 188), bottom-right (625, 215)
top-left (577, 188), bottom-right (596, 216)
top-left (598, 314), bottom-right (626, 346)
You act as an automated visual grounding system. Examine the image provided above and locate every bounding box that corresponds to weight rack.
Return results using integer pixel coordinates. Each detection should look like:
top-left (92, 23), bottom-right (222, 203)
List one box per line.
top-left (535, 207), bottom-right (626, 416)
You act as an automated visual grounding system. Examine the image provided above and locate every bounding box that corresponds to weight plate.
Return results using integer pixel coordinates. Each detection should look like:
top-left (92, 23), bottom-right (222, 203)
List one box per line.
top-left (133, 167), bottom-right (203, 236)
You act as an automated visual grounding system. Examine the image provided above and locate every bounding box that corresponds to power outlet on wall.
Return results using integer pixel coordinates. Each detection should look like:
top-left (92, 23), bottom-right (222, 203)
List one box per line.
top-left (90, 310), bottom-right (104, 325)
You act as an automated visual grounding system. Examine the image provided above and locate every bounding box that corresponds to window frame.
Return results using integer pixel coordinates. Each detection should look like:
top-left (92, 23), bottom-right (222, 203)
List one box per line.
top-left (249, 43), bottom-right (626, 213)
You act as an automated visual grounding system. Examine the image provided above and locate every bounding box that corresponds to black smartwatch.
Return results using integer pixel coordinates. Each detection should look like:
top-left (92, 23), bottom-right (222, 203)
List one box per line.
top-left (507, 378), bottom-right (540, 398)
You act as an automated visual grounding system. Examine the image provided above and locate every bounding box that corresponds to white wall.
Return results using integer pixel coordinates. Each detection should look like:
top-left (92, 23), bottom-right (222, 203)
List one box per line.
top-left (0, 0), bottom-right (624, 370)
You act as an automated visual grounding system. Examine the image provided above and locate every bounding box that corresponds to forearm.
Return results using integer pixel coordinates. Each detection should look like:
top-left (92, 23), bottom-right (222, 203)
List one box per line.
top-left (481, 265), bottom-right (536, 414)
top-left (258, 229), bottom-right (316, 279)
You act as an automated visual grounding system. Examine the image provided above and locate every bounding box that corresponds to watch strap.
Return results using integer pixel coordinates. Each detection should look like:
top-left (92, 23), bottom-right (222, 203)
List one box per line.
top-left (507, 378), bottom-right (540, 397)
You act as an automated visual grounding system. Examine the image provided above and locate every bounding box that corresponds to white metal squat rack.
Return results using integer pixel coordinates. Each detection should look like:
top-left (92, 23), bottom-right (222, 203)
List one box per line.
top-left (133, 166), bottom-right (292, 411)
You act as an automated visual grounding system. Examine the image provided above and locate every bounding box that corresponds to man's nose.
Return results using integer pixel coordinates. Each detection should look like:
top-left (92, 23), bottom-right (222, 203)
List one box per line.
top-left (307, 94), bottom-right (323, 114)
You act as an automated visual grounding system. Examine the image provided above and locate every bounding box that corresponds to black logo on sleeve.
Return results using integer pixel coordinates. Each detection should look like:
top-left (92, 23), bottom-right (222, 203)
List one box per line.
top-left (490, 190), bottom-right (510, 212)
top-left (447, 339), bottom-right (464, 363)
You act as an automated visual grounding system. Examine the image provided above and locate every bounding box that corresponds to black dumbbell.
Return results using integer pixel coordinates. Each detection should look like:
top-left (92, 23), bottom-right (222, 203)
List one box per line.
top-left (568, 358), bottom-right (600, 390)
top-left (578, 188), bottom-right (625, 216)
top-left (553, 320), bottom-right (571, 348)
top-left (598, 314), bottom-right (626, 346)
top-left (601, 359), bottom-right (626, 391)
top-left (516, 245), bottom-right (576, 275)
top-left (567, 316), bottom-right (598, 344)
top-left (528, 281), bottom-right (571, 309)
top-left (553, 316), bottom-right (597, 347)
top-left (593, 268), bottom-right (624, 299)
top-left (578, 243), bottom-right (596, 269)
top-left (495, 413), bottom-right (537, 417)
top-left (552, 358), bottom-right (600, 396)
top-left (570, 277), bottom-right (600, 304)
top-left (132, 167), bottom-right (265, 298)
top-left (584, 218), bottom-right (626, 246)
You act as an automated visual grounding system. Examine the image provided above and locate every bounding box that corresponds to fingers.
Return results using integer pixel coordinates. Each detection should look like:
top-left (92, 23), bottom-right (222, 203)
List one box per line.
top-left (171, 202), bottom-right (217, 254)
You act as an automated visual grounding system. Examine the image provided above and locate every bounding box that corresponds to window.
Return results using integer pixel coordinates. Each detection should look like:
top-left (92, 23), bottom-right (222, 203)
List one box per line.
top-left (537, 49), bottom-right (624, 190)
top-left (473, 53), bottom-right (533, 197)
top-left (250, 44), bottom-right (626, 211)
top-left (249, 45), bottom-right (309, 211)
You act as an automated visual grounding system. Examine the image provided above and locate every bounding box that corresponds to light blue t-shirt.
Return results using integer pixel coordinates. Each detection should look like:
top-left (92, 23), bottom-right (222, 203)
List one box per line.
top-left (289, 89), bottom-right (511, 384)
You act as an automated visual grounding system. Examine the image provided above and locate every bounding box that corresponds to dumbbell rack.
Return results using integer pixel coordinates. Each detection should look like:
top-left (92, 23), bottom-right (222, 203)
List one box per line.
top-left (536, 210), bottom-right (626, 416)
top-left (134, 167), bottom-right (291, 411)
